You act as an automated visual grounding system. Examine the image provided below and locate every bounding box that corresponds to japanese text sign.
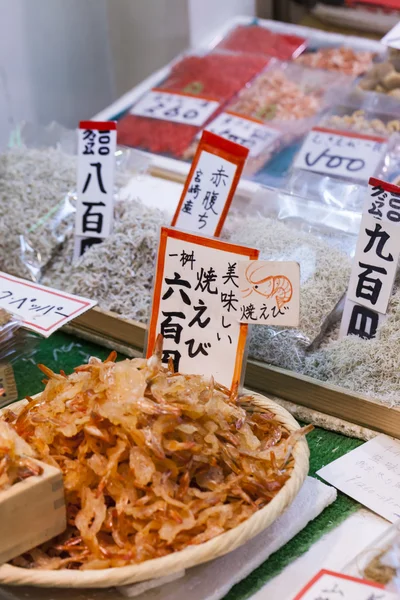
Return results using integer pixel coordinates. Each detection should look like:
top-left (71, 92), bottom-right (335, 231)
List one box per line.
top-left (0, 272), bottom-right (96, 337)
top-left (341, 178), bottom-right (400, 339)
top-left (147, 227), bottom-right (259, 391)
top-left (74, 120), bottom-right (117, 259)
top-left (317, 433), bottom-right (400, 523)
top-left (294, 569), bottom-right (395, 600)
top-left (238, 261), bottom-right (300, 326)
top-left (382, 22), bottom-right (400, 50)
top-left (205, 111), bottom-right (280, 158)
top-left (130, 89), bottom-right (220, 127)
top-left (293, 127), bottom-right (387, 183)
top-left (171, 131), bottom-right (249, 237)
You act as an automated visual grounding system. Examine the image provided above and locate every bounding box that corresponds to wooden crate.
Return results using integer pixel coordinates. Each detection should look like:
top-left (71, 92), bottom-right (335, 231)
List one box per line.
top-left (67, 307), bottom-right (400, 439)
top-left (0, 458), bottom-right (66, 565)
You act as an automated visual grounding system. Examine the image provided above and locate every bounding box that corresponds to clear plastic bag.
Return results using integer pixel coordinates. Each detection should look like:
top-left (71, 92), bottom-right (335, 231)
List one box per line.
top-left (0, 309), bottom-right (39, 366)
top-left (223, 188), bottom-right (359, 372)
top-left (286, 95), bottom-right (400, 213)
top-left (1, 122), bottom-right (151, 282)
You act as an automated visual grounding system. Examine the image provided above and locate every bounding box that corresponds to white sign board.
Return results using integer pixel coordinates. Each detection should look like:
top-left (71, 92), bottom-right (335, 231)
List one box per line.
top-left (0, 272), bottom-right (96, 337)
top-left (294, 569), bottom-right (396, 600)
top-left (293, 126), bottom-right (387, 182)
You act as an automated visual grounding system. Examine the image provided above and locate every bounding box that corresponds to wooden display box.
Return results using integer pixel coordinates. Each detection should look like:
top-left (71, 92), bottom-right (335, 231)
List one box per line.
top-left (66, 307), bottom-right (400, 439)
top-left (0, 458), bottom-right (66, 565)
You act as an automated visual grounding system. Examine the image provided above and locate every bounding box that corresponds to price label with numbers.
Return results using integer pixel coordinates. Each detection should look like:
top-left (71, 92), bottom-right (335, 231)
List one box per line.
top-left (0, 272), bottom-right (96, 337)
top-left (293, 126), bottom-right (387, 182)
top-left (205, 111), bottom-right (280, 158)
top-left (130, 89), bottom-right (220, 127)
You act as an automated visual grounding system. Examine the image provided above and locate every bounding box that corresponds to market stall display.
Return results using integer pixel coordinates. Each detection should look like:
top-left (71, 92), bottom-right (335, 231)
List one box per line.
top-left (295, 45), bottom-right (376, 75)
top-left (358, 48), bottom-right (400, 99)
top-left (214, 24), bottom-right (307, 59)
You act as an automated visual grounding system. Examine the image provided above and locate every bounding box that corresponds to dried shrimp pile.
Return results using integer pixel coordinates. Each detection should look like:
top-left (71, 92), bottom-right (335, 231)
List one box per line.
top-left (2, 339), bottom-right (309, 570)
top-left (0, 421), bottom-right (41, 492)
top-left (296, 46), bottom-right (374, 76)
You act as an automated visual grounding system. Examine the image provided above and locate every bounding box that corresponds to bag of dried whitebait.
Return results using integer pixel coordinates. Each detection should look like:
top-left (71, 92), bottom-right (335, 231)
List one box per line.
top-left (1, 123), bottom-right (150, 282)
top-left (286, 96), bottom-right (400, 213)
top-left (223, 189), bottom-right (359, 372)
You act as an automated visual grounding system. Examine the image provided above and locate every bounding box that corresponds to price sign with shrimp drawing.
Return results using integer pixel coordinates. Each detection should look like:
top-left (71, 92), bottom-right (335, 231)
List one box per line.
top-left (237, 261), bottom-right (300, 326)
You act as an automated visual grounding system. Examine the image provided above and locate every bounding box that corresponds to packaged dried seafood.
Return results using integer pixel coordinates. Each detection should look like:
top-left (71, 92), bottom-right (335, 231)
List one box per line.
top-left (1, 339), bottom-right (311, 570)
top-left (296, 45), bottom-right (376, 76)
top-left (358, 49), bottom-right (400, 100)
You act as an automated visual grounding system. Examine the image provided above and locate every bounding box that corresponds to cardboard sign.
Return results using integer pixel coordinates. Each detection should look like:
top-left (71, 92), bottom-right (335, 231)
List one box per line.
top-left (0, 272), bottom-right (96, 337)
top-left (381, 21), bottom-right (400, 50)
top-left (341, 178), bottom-right (400, 339)
top-left (318, 434), bottom-right (400, 523)
top-left (147, 227), bottom-right (259, 391)
top-left (205, 111), bottom-right (280, 158)
top-left (294, 569), bottom-right (395, 600)
top-left (171, 131), bottom-right (249, 237)
top-left (237, 261), bottom-right (300, 326)
top-left (130, 89), bottom-right (220, 127)
top-left (74, 121), bottom-right (117, 260)
top-left (293, 127), bottom-right (387, 182)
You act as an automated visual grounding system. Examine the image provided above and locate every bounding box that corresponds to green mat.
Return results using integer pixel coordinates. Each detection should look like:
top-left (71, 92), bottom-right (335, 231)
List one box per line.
top-left (9, 331), bottom-right (362, 599)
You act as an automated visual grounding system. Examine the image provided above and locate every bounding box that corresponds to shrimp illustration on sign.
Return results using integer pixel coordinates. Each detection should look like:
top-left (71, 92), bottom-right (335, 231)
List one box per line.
top-left (241, 262), bottom-right (293, 311)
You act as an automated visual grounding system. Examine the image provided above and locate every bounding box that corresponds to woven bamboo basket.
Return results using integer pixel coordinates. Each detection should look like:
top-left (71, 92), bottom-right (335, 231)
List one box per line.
top-left (0, 392), bottom-right (309, 588)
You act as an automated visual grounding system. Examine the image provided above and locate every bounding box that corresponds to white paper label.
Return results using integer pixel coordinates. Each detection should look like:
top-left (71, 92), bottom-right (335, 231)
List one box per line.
top-left (294, 570), bottom-right (396, 600)
top-left (382, 22), bottom-right (400, 50)
top-left (293, 127), bottom-right (387, 182)
top-left (147, 228), bottom-right (258, 390)
top-left (130, 90), bottom-right (220, 127)
top-left (339, 297), bottom-right (387, 339)
top-left (0, 272), bottom-right (97, 337)
top-left (75, 121), bottom-right (117, 257)
top-left (366, 177), bottom-right (400, 224)
top-left (318, 434), bottom-right (400, 523)
top-left (237, 261), bottom-right (300, 325)
top-left (173, 150), bottom-right (238, 236)
top-left (205, 112), bottom-right (280, 158)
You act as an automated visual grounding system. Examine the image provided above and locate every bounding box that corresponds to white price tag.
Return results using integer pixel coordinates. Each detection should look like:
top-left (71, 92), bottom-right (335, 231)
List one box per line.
top-left (237, 261), bottom-right (300, 326)
top-left (172, 131), bottom-right (248, 237)
top-left (294, 569), bottom-right (396, 600)
top-left (205, 111), bottom-right (280, 158)
top-left (74, 121), bottom-right (117, 258)
top-left (147, 228), bottom-right (258, 391)
top-left (382, 22), bottom-right (400, 50)
top-left (293, 126), bottom-right (387, 182)
top-left (130, 89), bottom-right (220, 127)
top-left (0, 272), bottom-right (96, 337)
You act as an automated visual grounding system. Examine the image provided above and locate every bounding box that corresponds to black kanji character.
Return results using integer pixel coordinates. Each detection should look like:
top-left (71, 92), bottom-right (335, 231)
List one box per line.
top-left (202, 190), bottom-right (218, 214)
top-left (82, 201), bottom-right (106, 234)
top-left (221, 315), bottom-right (231, 328)
top-left (198, 212), bottom-right (208, 229)
top-left (161, 349), bottom-right (181, 372)
top-left (0, 291), bottom-right (13, 300)
top-left (368, 201), bottom-right (383, 220)
top-left (240, 303), bottom-right (257, 321)
top-left (272, 306), bottom-right (286, 318)
top-left (211, 166), bottom-right (228, 187)
top-left (79, 237), bottom-right (102, 255)
top-left (347, 304), bottom-right (380, 339)
top-left (162, 272), bottom-right (191, 305)
top-left (9, 297), bottom-right (29, 309)
top-left (54, 307), bottom-right (69, 317)
top-left (356, 262), bottom-right (387, 306)
top-left (260, 304), bottom-right (269, 320)
top-left (195, 267), bottom-right (218, 294)
top-left (364, 223), bottom-right (394, 261)
top-left (370, 185), bottom-right (386, 198)
top-left (188, 183), bottom-right (201, 199)
top-left (321, 583), bottom-right (344, 596)
top-left (194, 169), bottom-right (203, 183)
top-left (182, 199), bottom-right (193, 215)
top-left (222, 262), bottom-right (238, 287)
top-left (180, 250), bottom-right (195, 270)
top-left (188, 299), bottom-right (210, 328)
top-left (221, 290), bottom-right (238, 312)
top-left (185, 339), bottom-right (211, 358)
top-left (160, 311), bottom-right (186, 344)
top-left (83, 129), bottom-right (96, 141)
top-left (82, 162), bottom-right (107, 193)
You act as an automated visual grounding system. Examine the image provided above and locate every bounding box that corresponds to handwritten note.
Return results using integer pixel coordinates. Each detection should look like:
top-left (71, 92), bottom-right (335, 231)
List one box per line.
top-left (318, 434), bottom-right (400, 523)
top-left (74, 120), bottom-right (117, 260)
top-left (237, 261), bottom-right (300, 325)
top-left (205, 111), bottom-right (280, 158)
top-left (171, 131), bottom-right (249, 237)
top-left (293, 127), bottom-right (387, 182)
top-left (341, 178), bottom-right (400, 339)
top-left (130, 89), bottom-right (219, 127)
top-left (0, 272), bottom-right (96, 337)
top-left (294, 569), bottom-right (395, 600)
top-left (147, 227), bottom-right (258, 391)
